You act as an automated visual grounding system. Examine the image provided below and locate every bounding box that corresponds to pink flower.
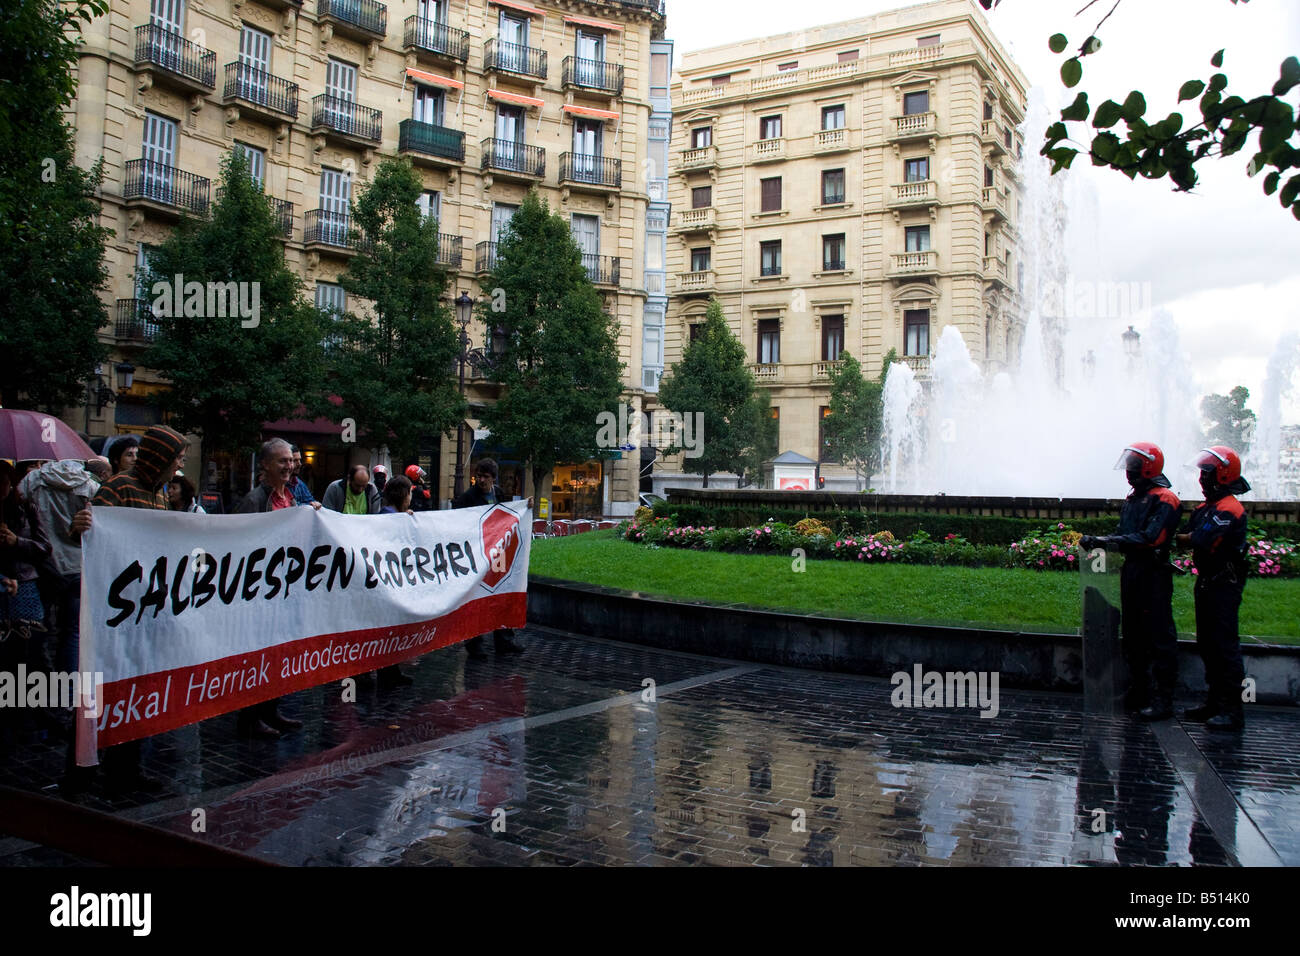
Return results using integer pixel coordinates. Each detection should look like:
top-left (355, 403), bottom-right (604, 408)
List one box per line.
top-left (1067, 555), bottom-right (1075, 563)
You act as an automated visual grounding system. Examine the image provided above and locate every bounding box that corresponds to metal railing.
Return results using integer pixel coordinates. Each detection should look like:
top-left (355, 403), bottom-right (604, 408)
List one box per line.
top-left (318, 0), bottom-right (387, 37)
top-left (214, 187), bottom-right (294, 236)
top-left (402, 15), bottom-right (469, 61)
top-left (562, 56), bottom-right (624, 94)
top-left (312, 95), bottom-right (382, 142)
top-left (484, 38), bottom-right (546, 79)
top-left (475, 240), bottom-right (498, 273)
top-left (304, 208), bottom-right (353, 247)
top-left (134, 24), bottom-right (216, 87)
top-left (582, 254), bottom-right (623, 286)
top-left (559, 153), bottom-right (621, 188)
top-left (398, 119), bottom-right (465, 161)
top-left (223, 61), bottom-right (299, 118)
top-left (115, 299), bottom-right (159, 342)
top-left (123, 159), bottom-right (211, 214)
top-left (481, 138), bottom-right (545, 177)
top-left (437, 233), bottom-right (463, 267)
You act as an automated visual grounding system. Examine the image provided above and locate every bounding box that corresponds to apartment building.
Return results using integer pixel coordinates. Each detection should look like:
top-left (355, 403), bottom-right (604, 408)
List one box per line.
top-left (657, 0), bottom-right (1028, 491)
top-left (65, 0), bottom-right (665, 513)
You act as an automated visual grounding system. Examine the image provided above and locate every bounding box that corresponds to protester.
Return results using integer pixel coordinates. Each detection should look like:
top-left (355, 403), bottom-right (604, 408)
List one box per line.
top-left (405, 465), bottom-right (433, 512)
top-left (380, 475), bottom-right (412, 514)
top-left (105, 435), bottom-right (140, 476)
top-left (0, 460), bottom-right (52, 641)
top-left (372, 464), bottom-right (388, 495)
top-left (1080, 442), bottom-right (1182, 721)
top-left (452, 458), bottom-right (529, 657)
top-left (289, 445), bottom-right (315, 505)
top-left (1178, 446), bottom-right (1252, 731)
top-left (167, 473), bottom-right (205, 513)
top-left (323, 465), bottom-right (381, 515)
top-left (84, 457), bottom-right (111, 482)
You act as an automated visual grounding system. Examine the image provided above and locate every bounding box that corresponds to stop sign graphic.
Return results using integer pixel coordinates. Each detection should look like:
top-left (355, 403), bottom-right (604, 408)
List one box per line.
top-left (479, 504), bottom-right (522, 591)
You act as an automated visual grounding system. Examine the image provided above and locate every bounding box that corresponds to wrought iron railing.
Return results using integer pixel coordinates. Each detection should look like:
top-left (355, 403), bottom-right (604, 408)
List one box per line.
top-left (437, 233), bottom-right (463, 267)
top-left (402, 15), bottom-right (469, 61)
top-left (559, 153), bottom-right (621, 188)
top-left (312, 94), bottom-right (382, 142)
top-left (115, 299), bottom-right (160, 342)
top-left (483, 38), bottom-right (546, 79)
top-left (318, 0), bottom-right (387, 36)
top-left (304, 208), bottom-right (353, 247)
top-left (223, 61), bottom-right (299, 118)
top-left (562, 56), bottom-right (624, 94)
top-left (475, 240), bottom-right (498, 273)
top-left (582, 254), bottom-right (623, 286)
top-left (398, 119), bottom-right (464, 161)
top-left (123, 159), bottom-right (211, 214)
top-left (134, 24), bottom-right (216, 87)
top-left (481, 138), bottom-right (545, 177)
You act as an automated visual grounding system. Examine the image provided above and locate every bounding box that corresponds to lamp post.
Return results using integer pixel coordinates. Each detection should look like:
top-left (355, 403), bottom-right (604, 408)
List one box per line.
top-left (1121, 325), bottom-right (1141, 358)
top-left (83, 362), bottom-right (136, 432)
top-left (453, 291), bottom-right (473, 498)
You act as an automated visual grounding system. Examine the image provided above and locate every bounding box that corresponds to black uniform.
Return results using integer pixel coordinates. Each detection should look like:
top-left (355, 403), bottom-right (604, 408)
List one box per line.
top-left (1185, 492), bottom-right (1248, 721)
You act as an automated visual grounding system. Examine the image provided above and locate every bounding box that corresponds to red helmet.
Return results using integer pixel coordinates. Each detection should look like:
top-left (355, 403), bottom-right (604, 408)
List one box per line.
top-left (1113, 441), bottom-right (1164, 480)
top-left (404, 465), bottom-right (426, 483)
top-left (1189, 446), bottom-right (1241, 486)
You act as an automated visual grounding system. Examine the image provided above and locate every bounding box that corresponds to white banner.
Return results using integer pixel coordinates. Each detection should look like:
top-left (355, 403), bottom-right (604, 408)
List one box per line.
top-left (77, 502), bottom-right (530, 757)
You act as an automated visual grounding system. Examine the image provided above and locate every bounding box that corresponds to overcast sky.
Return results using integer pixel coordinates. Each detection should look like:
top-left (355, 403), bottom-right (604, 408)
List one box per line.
top-left (663, 0), bottom-right (1300, 424)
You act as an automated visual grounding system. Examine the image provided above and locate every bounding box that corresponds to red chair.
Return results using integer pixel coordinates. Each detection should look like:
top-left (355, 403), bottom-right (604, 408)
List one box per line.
top-left (552, 520), bottom-right (569, 537)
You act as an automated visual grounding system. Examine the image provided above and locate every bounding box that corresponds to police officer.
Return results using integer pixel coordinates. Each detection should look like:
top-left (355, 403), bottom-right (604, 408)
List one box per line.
top-left (1177, 446), bottom-right (1251, 731)
top-left (405, 464), bottom-right (433, 512)
top-left (1080, 442), bottom-right (1182, 721)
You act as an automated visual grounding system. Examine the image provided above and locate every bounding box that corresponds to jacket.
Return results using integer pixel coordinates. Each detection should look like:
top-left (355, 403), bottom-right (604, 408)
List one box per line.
top-left (1105, 474), bottom-right (1181, 567)
top-left (18, 460), bottom-right (98, 577)
top-left (236, 482), bottom-right (299, 514)
top-left (290, 477), bottom-right (315, 505)
top-left (93, 426), bottom-right (187, 511)
top-left (1186, 493), bottom-right (1248, 581)
top-left (322, 479), bottom-right (382, 515)
top-left (452, 483), bottom-right (500, 510)
top-left (0, 492), bottom-right (52, 585)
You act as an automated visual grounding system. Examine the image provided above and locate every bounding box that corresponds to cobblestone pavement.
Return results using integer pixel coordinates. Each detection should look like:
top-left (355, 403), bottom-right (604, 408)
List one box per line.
top-left (1, 626), bottom-right (1295, 866)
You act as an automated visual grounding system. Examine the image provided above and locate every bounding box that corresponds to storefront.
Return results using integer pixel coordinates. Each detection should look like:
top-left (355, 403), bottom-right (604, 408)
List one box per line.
top-left (550, 460), bottom-right (605, 519)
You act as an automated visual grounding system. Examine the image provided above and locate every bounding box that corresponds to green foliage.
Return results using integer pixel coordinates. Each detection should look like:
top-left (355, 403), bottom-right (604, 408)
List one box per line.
top-left (1199, 385), bottom-right (1256, 448)
top-left (0, 0), bottom-right (113, 411)
top-left (824, 352), bottom-right (886, 489)
top-left (657, 297), bottom-right (768, 487)
top-left (328, 157), bottom-right (462, 460)
top-left (1037, 2), bottom-right (1300, 219)
top-left (143, 151), bottom-right (328, 459)
top-left (479, 190), bottom-right (624, 491)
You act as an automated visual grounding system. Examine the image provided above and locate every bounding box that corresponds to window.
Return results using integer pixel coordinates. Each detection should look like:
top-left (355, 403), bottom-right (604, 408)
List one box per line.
top-left (318, 166), bottom-right (351, 244)
top-left (917, 34), bottom-right (940, 48)
top-left (759, 115), bottom-right (782, 140)
top-left (984, 100), bottom-right (994, 121)
top-left (904, 309), bottom-right (929, 356)
top-left (651, 52), bottom-right (670, 89)
top-left (643, 324), bottom-right (663, 366)
top-left (905, 225), bottom-right (930, 252)
top-left (984, 231), bottom-right (991, 256)
top-left (821, 105), bottom-right (845, 130)
top-left (985, 165), bottom-right (995, 188)
top-left (417, 189), bottom-right (440, 222)
top-left (711, 74), bottom-right (731, 87)
top-left (413, 84), bottom-right (445, 125)
top-left (760, 240), bottom-right (782, 277)
top-left (134, 243), bottom-right (160, 305)
top-left (691, 126), bottom-right (712, 149)
top-left (837, 49), bottom-right (859, 63)
top-left (141, 111), bottom-right (177, 199)
top-left (691, 247), bottom-right (711, 272)
top-left (822, 234), bottom-right (845, 271)
top-left (822, 168), bottom-right (845, 205)
top-left (904, 157), bottom-right (929, 182)
top-left (237, 25), bottom-right (273, 103)
top-left (758, 318), bottom-right (780, 363)
top-left (315, 282), bottom-right (346, 316)
top-left (491, 202), bottom-right (518, 242)
top-left (822, 315), bottom-right (845, 361)
top-left (570, 213), bottom-right (600, 275)
top-left (819, 406), bottom-right (834, 463)
top-left (760, 176), bottom-right (782, 212)
top-left (689, 322), bottom-right (704, 343)
top-left (777, 61), bottom-right (798, 72)
top-left (691, 185), bottom-right (712, 209)
top-left (903, 90), bottom-right (929, 115)
top-left (234, 142), bottom-right (266, 188)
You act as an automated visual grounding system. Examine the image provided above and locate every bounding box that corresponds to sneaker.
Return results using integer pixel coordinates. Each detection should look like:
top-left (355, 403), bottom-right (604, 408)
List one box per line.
top-left (1205, 712), bottom-right (1244, 732)
top-left (1138, 700), bottom-right (1173, 721)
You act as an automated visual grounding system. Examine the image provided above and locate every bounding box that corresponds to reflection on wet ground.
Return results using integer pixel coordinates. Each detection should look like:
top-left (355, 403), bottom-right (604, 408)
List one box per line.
top-left (1, 627), bottom-right (1295, 866)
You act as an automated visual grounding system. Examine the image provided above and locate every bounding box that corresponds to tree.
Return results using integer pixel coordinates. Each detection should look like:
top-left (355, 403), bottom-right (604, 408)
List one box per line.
top-left (657, 298), bottom-right (767, 488)
top-left (328, 158), bottom-right (463, 462)
top-left (479, 191), bottom-right (624, 496)
top-left (143, 151), bottom-right (328, 469)
top-left (980, 0), bottom-right (1300, 222)
top-left (0, 0), bottom-right (112, 411)
top-left (824, 350), bottom-right (894, 491)
top-left (1200, 385), bottom-right (1256, 448)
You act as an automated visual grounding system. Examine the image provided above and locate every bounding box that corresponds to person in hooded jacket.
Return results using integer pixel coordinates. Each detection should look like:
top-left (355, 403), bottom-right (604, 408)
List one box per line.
top-left (1080, 442), bottom-right (1183, 721)
top-left (1177, 446), bottom-right (1252, 731)
top-left (0, 460), bottom-right (52, 639)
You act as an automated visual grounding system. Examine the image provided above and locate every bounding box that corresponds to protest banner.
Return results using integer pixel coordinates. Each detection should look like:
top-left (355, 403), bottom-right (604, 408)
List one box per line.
top-left (76, 502), bottom-right (530, 761)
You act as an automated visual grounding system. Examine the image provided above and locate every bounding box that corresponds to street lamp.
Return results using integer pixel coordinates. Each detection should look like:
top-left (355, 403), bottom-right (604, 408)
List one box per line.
top-left (453, 291), bottom-right (474, 497)
top-left (1121, 325), bottom-right (1141, 358)
top-left (83, 362), bottom-right (137, 431)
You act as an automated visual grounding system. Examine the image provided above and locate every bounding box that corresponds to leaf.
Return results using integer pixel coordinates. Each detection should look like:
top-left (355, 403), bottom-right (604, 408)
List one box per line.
top-left (1211, 49), bottom-right (1225, 68)
top-left (1280, 173), bottom-right (1300, 207)
top-left (1048, 33), bottom-right (1068, 54)
top-left (1048, 147), bottom-right (1078, 172)
top-left (1061, 92), bottom-right (1089, 122)
top-left (1082, 35), bottom-right (1102, 55)
top-left (1044, 121), bottom-right (1068, 144)
top-left (1276, 56), bottom-right (1300, 96)
top-left (1061, 58), bottom-right (1082, 89)
top-left (1178, 79), bottom-right (1205, 102)
top-left (1090, 132), bottom-right (1120, 164)
top-left (1122, 90), bottom-right (1147, 122)
top-left (1264, 170), bottom-right (1281, 194)
top-left (1209, 72), bottom-right (1228, 93)
top-left (1093, 100), bottom-right (1123, 129)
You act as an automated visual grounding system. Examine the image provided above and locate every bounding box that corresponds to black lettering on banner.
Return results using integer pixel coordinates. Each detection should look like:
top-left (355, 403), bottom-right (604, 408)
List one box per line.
top-left (431, 544), bottom-right (449, 583)
top-left (170, 552), bottom-right (191, 615)
top-left (327, 548), bottom-right (354, 590)
top-left (400, 547), bottom-right (416, 585)
top-left (192, 552), bottom-right (217, 609)
top-left (264, 547), bottom-right (286, 599)
top-left (242, 547), bottom-right (267, 601)
top-left (413, 547), bottom-right (435, 584)
top-left (361, 548), bottom-right (379, 589)
top-left (447, 542), bottom-right (470, 576)
top-left (137, 556), bottom-right (169, 624)
top-left (283, 546), bottom-right (306, 596)
top-left (385, 551), bottom-right (403, 587)
top-left (464, 540), bottom-right (476, 573)
top-left (305, 544), bottom-right (331, 591)
top-left (370, 549), bottom-right (390, 586)
top-left (106, 560), bottom-right (143, 627)
top-left (218, 552), bottom-right (245, 605)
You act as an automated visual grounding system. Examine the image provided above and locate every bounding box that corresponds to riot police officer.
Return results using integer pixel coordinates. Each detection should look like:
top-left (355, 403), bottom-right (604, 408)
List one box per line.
top-left (1080, 442), bottom-right (1182, 721)
top-left (1177, 446), bottom-right (1251, 731)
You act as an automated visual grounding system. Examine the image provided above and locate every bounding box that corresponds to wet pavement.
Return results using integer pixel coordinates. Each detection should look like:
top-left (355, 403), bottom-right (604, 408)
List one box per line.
top-left (1, 626), bottom-right (1296, 866)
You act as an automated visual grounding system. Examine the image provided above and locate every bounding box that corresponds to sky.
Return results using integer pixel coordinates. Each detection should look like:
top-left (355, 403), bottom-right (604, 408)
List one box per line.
top-left (662, 0), bottom-right (1300, 425)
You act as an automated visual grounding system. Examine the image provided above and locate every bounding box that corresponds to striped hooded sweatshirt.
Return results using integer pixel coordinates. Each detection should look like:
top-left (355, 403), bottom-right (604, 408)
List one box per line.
top-left (92, 426), bottom-right (187, 510)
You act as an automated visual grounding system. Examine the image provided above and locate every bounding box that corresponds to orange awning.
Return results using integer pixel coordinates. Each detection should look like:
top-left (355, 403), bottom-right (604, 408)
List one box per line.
top-left (563, 14), bottom-right (623, 31)
top-left (405, 68), bottom-right (464, 90)
top-left (488, 88), bottom-right (544, 108)
top-left (563, 104), bottom-right (619, 120)
top-left (489, 0), bottom-right (545, 16)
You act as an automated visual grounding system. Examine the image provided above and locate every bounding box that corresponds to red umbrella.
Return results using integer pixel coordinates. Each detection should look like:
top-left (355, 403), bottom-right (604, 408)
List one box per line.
top-left (0, 409), bottom-right (95, 463)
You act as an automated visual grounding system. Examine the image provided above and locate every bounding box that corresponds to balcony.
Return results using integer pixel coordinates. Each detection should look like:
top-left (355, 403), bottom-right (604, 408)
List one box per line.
top-left (122, 160), bottom-right (211, 217)
top-left (751, 138), bottom-right (786, 163)
top-left (890, 111), bottom-right (936, 142)
top-left (481, 138), bottom-right (545, 181)
top-left (815, 360), bottom-right (844, 379)
top-left (888, 250), bottom-right (939, 277)
top-left (475, 240), bottom-right (499, 273)
top-left (318, 0), bottom-right (387, 42)
top-left (215, 187), bottom-right (294, 237)
top-left (402, 16), bottom-right (469, 64)
top-left (677, 270), bottom-right (715, 294)
top-left (889, 179), bottom-right (937, 208)
top-left (115, 299), bottom-right (159, 343)
top-left (983, 255), bottom-right (1009, 289)
top-left (982, 186), bottom-right (1009, 222)
top-left (750, 363), bottom-right (781, 383)
top-left (311, 95), bottom-right (382, 146)
top-left (814, 128), bottom-right (851, 154)
top-left (304, 209), bottom-right (356, 253)
top-left (483, 38), bottom-right (547, 81)
top-left (559, 153), bottom-right (622, 192)
top-left (562, 57), bottom-right (624, 96)
top-left (678, 145), bottom-right (718, 176)
top-left (673, 207), bottom-right (715, 234)
top-left (437, 233), bottom-right (464, 268)
top-left (902, 354), bottom-right (931, 377)
top-left (133, 25), bottom-right (216, 94)
top-left (984, 120), bottom-right (1007, 157)
top-left (582, 255), bottom-right (624, 287)
top-left (222, 62), bottom-right (299, 122)
top-left (398, 119), bottom-right (465, 167)
top-left (888, 44), bottom-right (944, 67)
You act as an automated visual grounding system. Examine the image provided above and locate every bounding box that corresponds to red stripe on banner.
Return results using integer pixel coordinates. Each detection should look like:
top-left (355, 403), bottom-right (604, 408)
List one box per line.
top-left (85, 591), bottom-right (525, 752)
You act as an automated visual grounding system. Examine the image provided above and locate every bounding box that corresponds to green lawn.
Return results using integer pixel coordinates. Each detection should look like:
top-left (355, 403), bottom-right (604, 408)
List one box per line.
top-left (530, 530), bottom-right (1300, 645)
